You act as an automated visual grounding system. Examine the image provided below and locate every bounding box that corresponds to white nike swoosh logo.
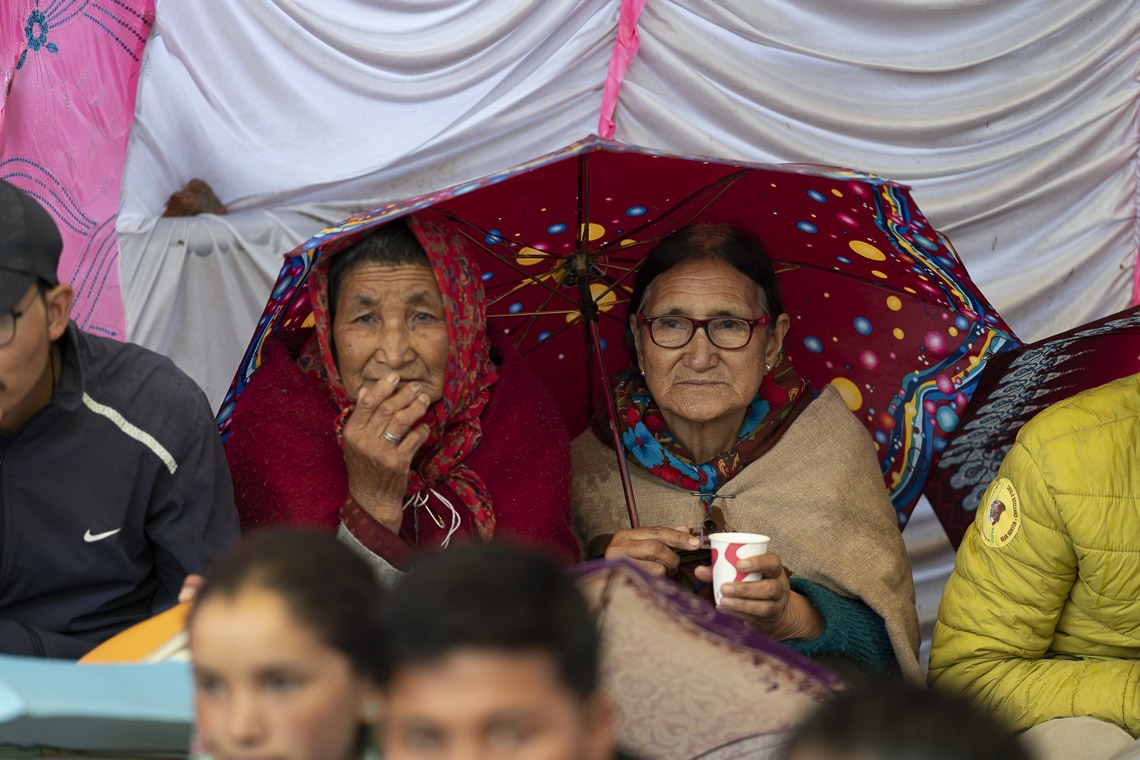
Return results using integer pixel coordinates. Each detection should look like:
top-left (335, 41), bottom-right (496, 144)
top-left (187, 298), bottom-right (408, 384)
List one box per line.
top-left (83, 528), bottom-right (122, 543)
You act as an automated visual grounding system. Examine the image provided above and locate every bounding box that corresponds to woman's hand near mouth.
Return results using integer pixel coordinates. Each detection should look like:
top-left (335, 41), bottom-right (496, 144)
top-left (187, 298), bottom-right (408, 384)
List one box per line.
top-left (342, 371), bottom-right (432, 533)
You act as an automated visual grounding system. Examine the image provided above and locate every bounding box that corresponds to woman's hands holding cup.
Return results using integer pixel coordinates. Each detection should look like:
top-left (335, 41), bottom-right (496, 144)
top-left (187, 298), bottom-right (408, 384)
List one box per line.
top-left (604, 525), bottom-right (703, 576)
top-left (603, 526), bottom-right (825, 642)
top-left (694, 552), bottom-right (824, 642)
top-left (342, 372), bottom-right (432, 533)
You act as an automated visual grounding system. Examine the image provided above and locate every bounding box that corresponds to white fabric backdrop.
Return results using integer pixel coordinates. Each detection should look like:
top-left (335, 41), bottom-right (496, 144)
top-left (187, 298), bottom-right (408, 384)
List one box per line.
top-left (618, 0), bottom-right (1140, 341)
top-left (119, 0), bottom-right (616, 402)
top-left (118, 0), bottom-right (1140, 408)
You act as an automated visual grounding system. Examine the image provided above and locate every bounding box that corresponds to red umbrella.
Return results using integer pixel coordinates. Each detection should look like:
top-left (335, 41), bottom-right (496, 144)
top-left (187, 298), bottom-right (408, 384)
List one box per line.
top-left (218, 137), bottom-right (1017, 529)
top-left (925, 305), bottom-right (1140, 547)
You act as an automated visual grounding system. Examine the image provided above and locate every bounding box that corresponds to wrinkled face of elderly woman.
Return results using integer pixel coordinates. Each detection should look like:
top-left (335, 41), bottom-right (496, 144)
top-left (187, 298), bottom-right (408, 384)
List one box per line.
top-left (333, 263), bottom-right (451, 405)
top-left (632, 257), bottom-right (789, 438)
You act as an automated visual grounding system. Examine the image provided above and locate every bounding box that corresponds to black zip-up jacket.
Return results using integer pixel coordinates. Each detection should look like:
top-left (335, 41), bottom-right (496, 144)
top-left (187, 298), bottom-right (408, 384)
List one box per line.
top-left (0, 323), bottom-right (239, 658)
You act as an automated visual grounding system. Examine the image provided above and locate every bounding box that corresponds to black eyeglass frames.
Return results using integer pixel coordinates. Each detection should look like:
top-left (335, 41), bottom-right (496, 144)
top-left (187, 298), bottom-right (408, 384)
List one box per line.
top-left (636, 313), bottom-right (770, 350)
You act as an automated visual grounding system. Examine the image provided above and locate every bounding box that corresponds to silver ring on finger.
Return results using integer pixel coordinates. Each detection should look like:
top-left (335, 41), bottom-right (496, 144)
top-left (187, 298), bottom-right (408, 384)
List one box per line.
top-left (381, 428), bottom-right (403, 445)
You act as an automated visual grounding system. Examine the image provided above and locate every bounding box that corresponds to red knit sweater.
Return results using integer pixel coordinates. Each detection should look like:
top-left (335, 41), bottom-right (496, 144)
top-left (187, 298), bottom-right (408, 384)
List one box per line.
top-left (224, 331), bottom-right (580, 569)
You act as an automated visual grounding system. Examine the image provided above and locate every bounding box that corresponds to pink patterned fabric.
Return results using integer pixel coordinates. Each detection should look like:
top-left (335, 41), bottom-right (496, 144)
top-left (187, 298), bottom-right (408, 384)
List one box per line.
top-left (0, 0), bottom-right (154, 338)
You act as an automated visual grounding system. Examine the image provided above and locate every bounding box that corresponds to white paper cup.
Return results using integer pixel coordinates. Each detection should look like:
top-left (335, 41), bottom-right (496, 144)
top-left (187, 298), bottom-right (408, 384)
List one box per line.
top-left (709, 532), bottom-right (770, 605)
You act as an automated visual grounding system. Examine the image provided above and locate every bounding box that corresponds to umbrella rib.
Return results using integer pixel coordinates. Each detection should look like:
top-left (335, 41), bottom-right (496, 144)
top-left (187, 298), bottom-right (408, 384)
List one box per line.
top-left (509, 279), bottom-right (568, 345)
top-left (447, 230), bottom-right (629, 326)
top-left (558, 170), bottom-right (754, 314)
top-left (448, 169), bottom-right (756, 340)
top-left (772, 260), bottom-right (964, 310)
top-left (485, 271), bottom-right (556, 307)
top-left (597, 307), bottom-right (630, 325)
top-left (577, 153), bottom-right (596, 423)
top-left (488, 310), bottom-right (581, 318)
top-left (576, 268), bottom-right (638, 318)
top-left (517, 318), bottom-right (587, 358)
top-left (448, 224), bottom-right (584, 310)
top-left (594, 170), bottom-right (752, 253)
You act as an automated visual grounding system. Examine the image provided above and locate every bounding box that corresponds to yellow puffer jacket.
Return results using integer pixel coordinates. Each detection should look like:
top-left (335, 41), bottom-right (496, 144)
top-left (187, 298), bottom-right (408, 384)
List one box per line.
top-left (928, 372), bottom-right (1140, 734)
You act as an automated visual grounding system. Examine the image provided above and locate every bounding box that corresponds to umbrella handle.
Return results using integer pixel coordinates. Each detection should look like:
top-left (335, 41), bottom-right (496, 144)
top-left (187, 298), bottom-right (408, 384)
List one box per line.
top-left (587, 319), bottom-right (640, 529)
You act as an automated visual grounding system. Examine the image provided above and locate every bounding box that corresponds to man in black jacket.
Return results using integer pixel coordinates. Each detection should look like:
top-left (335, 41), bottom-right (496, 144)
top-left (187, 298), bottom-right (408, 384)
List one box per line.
top-left (0, 180), bottom-right (239, 658)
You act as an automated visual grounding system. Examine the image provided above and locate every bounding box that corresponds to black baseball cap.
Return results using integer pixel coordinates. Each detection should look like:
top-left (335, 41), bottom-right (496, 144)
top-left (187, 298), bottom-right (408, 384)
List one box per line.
top-left (0, 180), bottom-right (62, 313)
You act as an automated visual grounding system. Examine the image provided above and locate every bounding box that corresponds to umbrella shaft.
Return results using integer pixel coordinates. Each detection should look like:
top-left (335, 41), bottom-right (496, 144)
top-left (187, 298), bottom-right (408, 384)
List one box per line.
top-left (588, 318), bottom-right (640, 529)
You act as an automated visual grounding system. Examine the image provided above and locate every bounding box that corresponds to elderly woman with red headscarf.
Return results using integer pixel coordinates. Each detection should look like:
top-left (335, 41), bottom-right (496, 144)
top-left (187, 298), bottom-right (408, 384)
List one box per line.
top-left (223, 213), bottom-right (579, 581)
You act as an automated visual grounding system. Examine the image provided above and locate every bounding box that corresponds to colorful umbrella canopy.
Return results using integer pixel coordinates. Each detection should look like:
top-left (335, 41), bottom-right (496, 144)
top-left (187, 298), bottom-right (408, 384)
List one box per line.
top-left (926, 305), bottom-right (1140, 547)
top-left (217, 136), bottom-right (1017, 526)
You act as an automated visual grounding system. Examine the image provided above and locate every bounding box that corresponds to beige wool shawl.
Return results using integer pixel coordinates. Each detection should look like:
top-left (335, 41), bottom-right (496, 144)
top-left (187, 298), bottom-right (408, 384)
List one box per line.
top-left (572, 384), bottom-right (922, 682)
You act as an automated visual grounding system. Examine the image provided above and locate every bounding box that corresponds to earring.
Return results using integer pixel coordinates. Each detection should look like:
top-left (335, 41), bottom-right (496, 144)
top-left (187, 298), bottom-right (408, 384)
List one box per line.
top-left (361, 701), bottom-right (381, 721)
top-left (640, 368), bottom-right (646, 376)
top-left (765, 363), bottom-right (772, 372)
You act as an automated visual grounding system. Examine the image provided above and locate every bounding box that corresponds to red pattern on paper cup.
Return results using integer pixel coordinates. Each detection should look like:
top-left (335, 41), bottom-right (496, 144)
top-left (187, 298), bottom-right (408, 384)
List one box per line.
top-left (709, 533), bottom-right (770, 605)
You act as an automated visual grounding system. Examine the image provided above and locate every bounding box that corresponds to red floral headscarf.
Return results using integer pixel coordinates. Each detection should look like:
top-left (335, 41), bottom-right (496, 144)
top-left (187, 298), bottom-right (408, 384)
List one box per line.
top-left (300, 211), bottom-right (499, 540)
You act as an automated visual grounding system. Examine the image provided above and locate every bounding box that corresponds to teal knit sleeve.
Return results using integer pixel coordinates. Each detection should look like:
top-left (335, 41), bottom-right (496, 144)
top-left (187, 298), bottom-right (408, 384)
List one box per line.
top-left (784, 577), bottom-right (899, 676)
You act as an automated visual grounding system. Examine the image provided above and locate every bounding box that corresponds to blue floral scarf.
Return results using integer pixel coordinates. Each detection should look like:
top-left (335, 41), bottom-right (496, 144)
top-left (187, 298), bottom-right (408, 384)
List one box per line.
top-left (605, 360), bottom-right (811, 510)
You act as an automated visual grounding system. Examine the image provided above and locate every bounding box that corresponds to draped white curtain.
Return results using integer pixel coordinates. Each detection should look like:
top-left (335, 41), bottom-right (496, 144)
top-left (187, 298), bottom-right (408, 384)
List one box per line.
top-left (118, 0), bottom-right (1140, 408)
top-left (618, 0), bottom-right (1140, 340)
top-left (119, 0), bottom-right (616, 402)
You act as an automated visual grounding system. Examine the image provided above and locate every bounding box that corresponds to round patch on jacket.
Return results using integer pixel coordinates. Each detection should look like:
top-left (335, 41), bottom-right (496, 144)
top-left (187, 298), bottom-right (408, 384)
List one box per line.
top-left (978, 477), bottom-right (1021, 548)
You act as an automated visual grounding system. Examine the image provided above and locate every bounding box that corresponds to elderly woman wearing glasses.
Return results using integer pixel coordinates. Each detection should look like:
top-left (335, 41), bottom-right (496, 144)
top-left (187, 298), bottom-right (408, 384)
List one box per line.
top-left (572, 224), bottom-right (921, 681)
